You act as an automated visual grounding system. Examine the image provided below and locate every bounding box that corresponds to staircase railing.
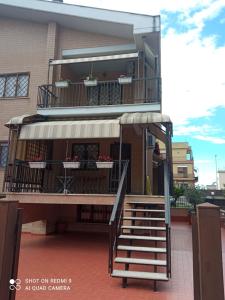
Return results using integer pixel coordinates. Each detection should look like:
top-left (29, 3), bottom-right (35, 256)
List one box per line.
top-left (108, 160), bottom-right (129, 274)
top-left (164, 160), bottom-right (171, 278)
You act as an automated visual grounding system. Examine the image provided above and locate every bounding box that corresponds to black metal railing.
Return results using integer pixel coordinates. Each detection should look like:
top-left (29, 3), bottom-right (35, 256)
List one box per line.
top-left (4, 159), bottom-right (127, 194)
top-left (108, 160), bottom-right (129, 274)
top-left (171, 196), bottom-right (193, 208)
top-left (37, 77), bottom-right (161, 108)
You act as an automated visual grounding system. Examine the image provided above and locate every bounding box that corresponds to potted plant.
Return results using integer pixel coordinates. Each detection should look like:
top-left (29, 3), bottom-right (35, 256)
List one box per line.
top-left (184, 186), bottom-right (204, 224)
top-left (55, 80), bottom-right (71, 88)
top-left (172, 186), bottom-right (185, 207)
top-left (96, 155), bottom-right (113, 168)
top-left (63, 156), bottom-right (80, 169)
top-left (118, 75), bottom-right (132, 84)
top-left (84, 75), bottom-right (98, 86)
top-left (29, 155), bottom-right (46, 168)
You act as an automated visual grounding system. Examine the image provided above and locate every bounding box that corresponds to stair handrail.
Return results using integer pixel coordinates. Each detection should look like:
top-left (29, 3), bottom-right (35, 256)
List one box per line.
top-left (164, 159), bottom-right (171, 278)
top-left (108, 160), bottom-right (129, 274)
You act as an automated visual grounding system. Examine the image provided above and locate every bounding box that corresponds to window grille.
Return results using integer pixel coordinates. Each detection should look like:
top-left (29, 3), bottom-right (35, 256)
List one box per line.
top-left (0, 143), bottom-right (8, 167)
top-left (0, 73), bottom-right (29, 98)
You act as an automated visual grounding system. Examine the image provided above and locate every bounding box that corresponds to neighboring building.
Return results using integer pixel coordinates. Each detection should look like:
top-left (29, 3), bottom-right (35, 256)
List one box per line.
top-left (0, 0), bottom-right (172, 287)
top-left (206, 182), bottom-right (217, 190)
top-left (218, 170), bottom-right (225, 190)
top-left (172, 142), bottom-right (197, 188)
top-left (161, 142), bottom-right (197, 188)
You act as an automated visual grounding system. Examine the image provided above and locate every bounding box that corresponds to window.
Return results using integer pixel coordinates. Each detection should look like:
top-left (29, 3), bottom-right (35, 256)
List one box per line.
top-left (0, 143), bottom-right (8, 167)
top-left (177, 166), bottom-right (188, 178)
top-left (87, 82), bottom-right (121, 105)
top-left (72, 143), bottom-right (99, 161)
top-left (0, 73), bottom-right (29, 98)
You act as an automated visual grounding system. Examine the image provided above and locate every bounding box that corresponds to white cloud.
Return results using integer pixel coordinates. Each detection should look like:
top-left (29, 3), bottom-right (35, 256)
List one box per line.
top-left (65, 0), bottom-right (214, 16)
top-left (162, 28), bottom-right (225, 125)
top-left (173, 124), bottom-right (219, 136)
top-left (185, 0), bottom-right (225, 31)
top-left (193, 135), bottom-right (225, 144)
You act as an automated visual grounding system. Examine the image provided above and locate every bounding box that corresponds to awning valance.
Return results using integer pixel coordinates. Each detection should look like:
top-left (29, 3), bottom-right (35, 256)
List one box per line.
top-left (5, 114), bottom-right (45, 127)
top-left (120, 112), bottom-right (171, 125)
top-left (19, 119), bottom-right (120, 140)
top-left (50, 52), bottom-right (139, 66)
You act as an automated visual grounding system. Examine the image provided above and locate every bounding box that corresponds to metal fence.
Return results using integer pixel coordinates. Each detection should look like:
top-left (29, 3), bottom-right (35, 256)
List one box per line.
top-left (37, 77), bottom-right (161, 108)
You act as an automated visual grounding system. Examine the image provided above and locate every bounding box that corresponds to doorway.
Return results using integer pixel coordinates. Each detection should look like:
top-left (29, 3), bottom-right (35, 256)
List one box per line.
top-left (110, 143), bottom-right (131, 193)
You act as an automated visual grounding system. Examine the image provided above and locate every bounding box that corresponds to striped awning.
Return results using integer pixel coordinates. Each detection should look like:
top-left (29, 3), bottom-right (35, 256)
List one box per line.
top-left (19, 119), bottom-right (120, 140)
top-left (50, 52), bottom-right (139, 65)
top-left (120, 112), bottom-right (171, 125)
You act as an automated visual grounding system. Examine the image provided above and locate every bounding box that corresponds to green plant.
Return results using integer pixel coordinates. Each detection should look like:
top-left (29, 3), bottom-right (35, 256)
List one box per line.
top-left (184, 186), bottom-right (204, 209)
top-left (173, 186), bottom-right (185, 200)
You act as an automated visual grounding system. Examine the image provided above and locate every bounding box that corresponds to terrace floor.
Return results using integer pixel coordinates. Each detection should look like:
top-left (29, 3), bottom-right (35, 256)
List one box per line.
top-left (15, 222), bottom-right (225, 300)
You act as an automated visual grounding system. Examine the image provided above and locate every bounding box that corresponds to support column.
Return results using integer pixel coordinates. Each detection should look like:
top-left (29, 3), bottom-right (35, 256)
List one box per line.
top-left (119, 125), bottom-right (122, 181)
top-left (194, 203), bottom-right (224, 300)
top-left (46, 22), bottom-right (58, 84)
top-left (165, 123), bottom-right (173, 195)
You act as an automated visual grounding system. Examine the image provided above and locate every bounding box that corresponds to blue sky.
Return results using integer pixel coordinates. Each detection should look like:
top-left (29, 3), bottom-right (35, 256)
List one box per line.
top-left (65, 0), bottom-right (225, 185)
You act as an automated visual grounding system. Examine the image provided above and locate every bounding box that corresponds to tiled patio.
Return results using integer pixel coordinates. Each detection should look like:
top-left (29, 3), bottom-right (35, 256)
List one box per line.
top-left (15, 222), bottom-right (225, 300)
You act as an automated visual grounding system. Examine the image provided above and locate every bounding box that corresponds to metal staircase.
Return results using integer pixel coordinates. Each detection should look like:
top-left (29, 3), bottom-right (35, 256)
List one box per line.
top-left (109, 161), bottom-right (171, 291)
top-left (111, 201), bottom-right (170, 290)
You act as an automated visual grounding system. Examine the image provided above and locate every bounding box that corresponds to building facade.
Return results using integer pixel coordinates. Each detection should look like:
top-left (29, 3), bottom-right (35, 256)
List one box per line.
top-left (0, 0), bottom-right (173, 287)
top-left (0, 0), bottom-right (172, 231)
top-left (161, 142), bottom-right (197, 188)
top-left (218, 170), bottom-right (225, 190)
top-left (172, 142), bottom-right (197, 188)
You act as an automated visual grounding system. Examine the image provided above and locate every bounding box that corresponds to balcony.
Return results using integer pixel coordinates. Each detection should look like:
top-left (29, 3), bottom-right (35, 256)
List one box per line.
top-left (5, 160), bottom-right (127, 195)
top-left (173, 173), bottom-right (195, 179)
top-left (37, 77), bottom-right (161, 109)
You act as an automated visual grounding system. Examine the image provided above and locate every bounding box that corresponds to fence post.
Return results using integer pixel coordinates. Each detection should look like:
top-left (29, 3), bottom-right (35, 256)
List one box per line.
top-left (0, 201), bottom-right (22, 300)
top-left (193, 203), bottom-right (224, 300)
top-left (191, 212), bottom-right (200, 300)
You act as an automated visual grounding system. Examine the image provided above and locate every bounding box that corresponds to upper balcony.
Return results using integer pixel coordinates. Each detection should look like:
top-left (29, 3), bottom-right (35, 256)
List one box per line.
top-left (37, 49), bottom-right (161, 115)
top-left (37, 77), bottom-right (161, 109)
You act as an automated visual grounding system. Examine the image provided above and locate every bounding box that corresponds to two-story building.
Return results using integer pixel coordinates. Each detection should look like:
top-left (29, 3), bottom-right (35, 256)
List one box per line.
top-left (171, 142), bottom-right (197, 188)
top-left (0, 0), bottom-right (172, 288)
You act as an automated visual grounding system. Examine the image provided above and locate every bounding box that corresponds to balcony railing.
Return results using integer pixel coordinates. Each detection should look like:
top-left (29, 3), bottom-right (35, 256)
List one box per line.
top-left (37, 77), bottom-right (161, 108)
top-left (4, 159), bottom-right (128, 194)
top-left (174, 173), bottom-right (195, 179)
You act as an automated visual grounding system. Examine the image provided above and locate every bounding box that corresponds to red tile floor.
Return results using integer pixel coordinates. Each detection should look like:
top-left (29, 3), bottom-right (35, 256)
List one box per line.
top-left (15, 222), bottom-right (225, 300)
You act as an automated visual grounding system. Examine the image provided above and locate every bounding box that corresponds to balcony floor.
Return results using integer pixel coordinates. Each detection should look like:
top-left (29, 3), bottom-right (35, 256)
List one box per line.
top-left (15, 222), bottom-right (224, 300)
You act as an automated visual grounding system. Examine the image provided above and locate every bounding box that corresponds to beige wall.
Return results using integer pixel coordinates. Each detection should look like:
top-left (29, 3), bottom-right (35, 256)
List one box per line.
top-left (160, 141), bottom-right (195, 187)
top-left (219, 171), bottom-right (225, 190)
top-left (58, 27), bottom-right (132, 56)
top-left (49, 126), bottom-right (144, 194)
top-left (0, 17), bottom-right (49, 139)
top-left (0, 17), bottom-right (49, 190)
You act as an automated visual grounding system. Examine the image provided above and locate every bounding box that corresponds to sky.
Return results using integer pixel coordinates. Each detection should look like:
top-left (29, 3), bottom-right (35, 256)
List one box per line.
top-left (64, 0), bottom-right (225, 186)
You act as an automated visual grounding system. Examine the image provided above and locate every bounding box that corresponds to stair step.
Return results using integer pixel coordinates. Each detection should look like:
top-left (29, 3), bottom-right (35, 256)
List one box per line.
top-left (111, 270), bottom-right (168, 281)
top-left (115, 257), bottom-right (167, 266)
top-left (119, 234), bottom-right (166, 241)
top-left (125, 209), bottom-right (165, 213)
top-left (122, 225), bottom-right (166, 231)
top-left (127, 201), bottom-right (165, 205)
top-left (117, 245), bottom-right (166, 253)
top-left (123, 217), bottom-right (165, 221)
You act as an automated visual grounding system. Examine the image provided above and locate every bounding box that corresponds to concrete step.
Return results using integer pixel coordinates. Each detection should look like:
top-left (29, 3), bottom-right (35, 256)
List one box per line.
top-left (127, 201), bottom-right (165, 206)
top-left (119, 234), bottom-right (166, 241)
top-left (125, 208), bottom-right (165, 213)
top-left (122, 225), bottom-right (166, 231)
top-left (117, 245), bottom-right (166, 253)
top-left (123, 216), bottom-right (165, 221)
top-left (111, 270), bottom-right (168, 281)
top-left (114, 257), bottom-right (167, 266)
